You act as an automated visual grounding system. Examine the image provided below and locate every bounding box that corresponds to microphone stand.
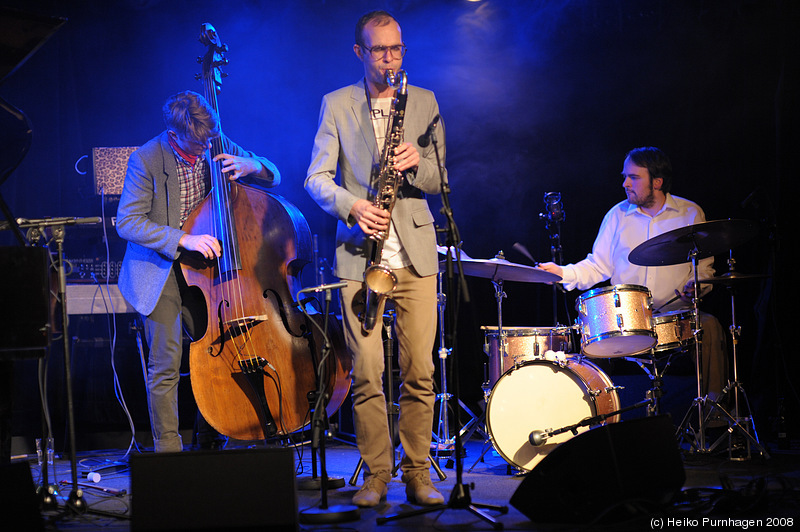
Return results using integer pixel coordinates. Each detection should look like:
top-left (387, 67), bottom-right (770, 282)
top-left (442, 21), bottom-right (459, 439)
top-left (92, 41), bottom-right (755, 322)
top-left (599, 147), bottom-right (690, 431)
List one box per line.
top-left (297, 284), bottom-right (359, 524)
top-left (377, 123), bottom-right (507, 528)
top-left (539, 193), bottom-right (569, 329)
top-left (528, 397), bottom-right (655, 447)
top-left (20, 216), bottom-right (101, 515)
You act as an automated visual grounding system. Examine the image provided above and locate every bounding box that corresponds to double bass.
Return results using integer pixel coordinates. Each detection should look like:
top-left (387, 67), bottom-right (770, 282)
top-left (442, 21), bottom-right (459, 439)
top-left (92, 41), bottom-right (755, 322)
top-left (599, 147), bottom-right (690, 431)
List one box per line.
top-left (180, 24), bottom-right (350, 441)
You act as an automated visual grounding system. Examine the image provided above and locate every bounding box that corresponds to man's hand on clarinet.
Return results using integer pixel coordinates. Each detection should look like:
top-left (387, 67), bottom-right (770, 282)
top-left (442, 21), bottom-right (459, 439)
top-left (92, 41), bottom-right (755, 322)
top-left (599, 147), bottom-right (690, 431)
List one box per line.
top-left (351, 199), bottom-right (390, 237)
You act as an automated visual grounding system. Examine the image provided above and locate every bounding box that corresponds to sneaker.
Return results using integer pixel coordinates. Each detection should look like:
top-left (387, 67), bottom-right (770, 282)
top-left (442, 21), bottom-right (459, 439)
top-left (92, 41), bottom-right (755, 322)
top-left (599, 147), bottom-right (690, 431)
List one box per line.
top-left (352, 474), bottom-right (388, 508)
top-left (404, 474), bottom-right (445, 506)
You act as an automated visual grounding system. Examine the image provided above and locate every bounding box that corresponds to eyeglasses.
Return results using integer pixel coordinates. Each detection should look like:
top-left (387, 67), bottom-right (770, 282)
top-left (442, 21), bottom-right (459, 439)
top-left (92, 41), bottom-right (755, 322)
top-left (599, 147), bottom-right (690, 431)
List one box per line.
top-left (360, 43), bottom-right (407, 60)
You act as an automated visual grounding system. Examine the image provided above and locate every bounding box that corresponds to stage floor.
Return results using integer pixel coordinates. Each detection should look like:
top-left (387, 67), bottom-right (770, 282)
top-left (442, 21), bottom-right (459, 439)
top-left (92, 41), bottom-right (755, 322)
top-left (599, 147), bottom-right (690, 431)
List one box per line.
top-left (8, 420), bottom-right (800, 532)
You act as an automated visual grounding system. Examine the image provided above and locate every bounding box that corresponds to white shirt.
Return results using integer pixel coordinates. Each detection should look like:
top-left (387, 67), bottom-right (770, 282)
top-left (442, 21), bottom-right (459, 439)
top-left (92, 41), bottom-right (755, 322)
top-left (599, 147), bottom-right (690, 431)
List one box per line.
top-left (560, 193), bottom-right (715, 312)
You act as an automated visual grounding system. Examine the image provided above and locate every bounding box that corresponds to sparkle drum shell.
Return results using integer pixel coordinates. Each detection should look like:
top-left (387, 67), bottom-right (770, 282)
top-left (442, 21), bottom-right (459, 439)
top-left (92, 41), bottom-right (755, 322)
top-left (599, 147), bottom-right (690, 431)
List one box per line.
top-left (653, 308), bottom-right (696, 353)
top-left (576, 284), bottom-right (656, 358)
top-left (481, 326), bottom-right (574, 387)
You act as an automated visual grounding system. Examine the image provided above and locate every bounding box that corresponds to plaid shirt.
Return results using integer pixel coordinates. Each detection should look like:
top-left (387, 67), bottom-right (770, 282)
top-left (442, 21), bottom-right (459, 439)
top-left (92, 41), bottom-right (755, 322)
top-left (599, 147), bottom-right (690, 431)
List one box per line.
top-left (173, 150), bottom-right (209, 227)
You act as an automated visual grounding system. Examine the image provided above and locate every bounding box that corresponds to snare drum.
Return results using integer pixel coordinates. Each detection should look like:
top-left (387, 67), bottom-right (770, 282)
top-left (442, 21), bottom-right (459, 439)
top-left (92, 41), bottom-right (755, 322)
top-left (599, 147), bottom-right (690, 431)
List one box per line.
top-left (576, 284), bottom-right (656, 358)
top-left (486, 357), bottom-right (620, 471)
top-left (653, 308), bottom-right (696, 353)
top-left (482, 326), bottom-right (574, 387)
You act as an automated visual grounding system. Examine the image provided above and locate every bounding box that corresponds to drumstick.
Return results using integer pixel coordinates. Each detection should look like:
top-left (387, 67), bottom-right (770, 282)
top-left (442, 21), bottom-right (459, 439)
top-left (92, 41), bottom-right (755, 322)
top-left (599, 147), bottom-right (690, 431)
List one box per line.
top-left (654, 291), bottom-right (683, 313)
top-left (512, 242), bottom-right (540, 266)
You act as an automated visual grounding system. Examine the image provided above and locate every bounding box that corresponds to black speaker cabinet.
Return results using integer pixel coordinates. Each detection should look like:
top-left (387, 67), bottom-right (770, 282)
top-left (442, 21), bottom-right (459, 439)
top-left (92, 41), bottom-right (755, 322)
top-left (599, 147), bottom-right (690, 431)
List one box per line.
top-left (131, 448), bottom-right (298, 531)
top-left (0, 461), bottom-right (44, 531)
top-left (510, 415), bottom-right (685, 523)
top-left (0, 246), bottom-right (51, 358)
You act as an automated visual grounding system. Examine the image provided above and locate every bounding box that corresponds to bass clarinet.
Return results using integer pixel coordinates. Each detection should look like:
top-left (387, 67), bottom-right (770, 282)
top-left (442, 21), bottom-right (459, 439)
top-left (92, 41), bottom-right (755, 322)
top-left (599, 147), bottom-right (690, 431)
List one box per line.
top-left (361, 69), bottom-right (408, 332)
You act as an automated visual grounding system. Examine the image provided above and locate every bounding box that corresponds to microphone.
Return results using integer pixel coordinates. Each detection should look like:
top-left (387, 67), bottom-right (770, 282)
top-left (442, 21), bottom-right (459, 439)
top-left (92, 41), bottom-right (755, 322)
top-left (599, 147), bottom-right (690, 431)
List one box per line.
top-left (542, 192), bottom-right (564, 223)
top-left (417, 114), bottom-right (440, 147)
top-left (528, 429), bottom-right (550, 447)
top-left (298, 281), bottom-right (348, 294)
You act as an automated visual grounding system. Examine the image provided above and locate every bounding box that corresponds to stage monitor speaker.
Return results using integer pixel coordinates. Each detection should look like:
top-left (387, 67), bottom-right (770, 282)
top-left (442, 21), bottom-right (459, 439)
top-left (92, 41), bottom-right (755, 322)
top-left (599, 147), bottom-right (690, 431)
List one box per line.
top-left (131, 448), bottom-right (298, 532)
top-left (0, 246), bottom-right (51, 358)
top-left (0, 461), bottom-right (44, 531)
top-left (510, 415), bottom-right (685, 524)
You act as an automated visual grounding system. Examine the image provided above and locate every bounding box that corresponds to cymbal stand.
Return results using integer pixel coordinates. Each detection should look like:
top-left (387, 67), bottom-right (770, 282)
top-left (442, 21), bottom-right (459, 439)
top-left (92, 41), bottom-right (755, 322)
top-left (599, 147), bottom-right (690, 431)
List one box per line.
top-left (675, 245), bottom-right (711, 451)
top-left (467, 276), bottom-right (508, 473)
top-left (703, 253), bottom-right (768, 460)
top-left (674, 247), bottom-right (767, 458)
top-left (432, 269), bottom-right (480, 459)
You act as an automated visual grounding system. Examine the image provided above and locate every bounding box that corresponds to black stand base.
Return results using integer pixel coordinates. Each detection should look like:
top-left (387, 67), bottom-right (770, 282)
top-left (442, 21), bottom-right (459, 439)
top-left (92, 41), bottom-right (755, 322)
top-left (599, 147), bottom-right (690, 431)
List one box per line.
top-left (66, 489), bottom-right (88, 515)
top-left (377, 482), bottom-right (508, 529)
top-left (298, 504), bottom-right (360, 525)
top-left (297, 476), bottom-right (346, 491)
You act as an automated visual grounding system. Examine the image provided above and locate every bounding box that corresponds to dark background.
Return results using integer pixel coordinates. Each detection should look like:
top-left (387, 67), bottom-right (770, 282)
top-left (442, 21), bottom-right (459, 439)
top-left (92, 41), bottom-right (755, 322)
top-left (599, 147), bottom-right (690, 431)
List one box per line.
top-left (2, 0), bottom-right (797, 446)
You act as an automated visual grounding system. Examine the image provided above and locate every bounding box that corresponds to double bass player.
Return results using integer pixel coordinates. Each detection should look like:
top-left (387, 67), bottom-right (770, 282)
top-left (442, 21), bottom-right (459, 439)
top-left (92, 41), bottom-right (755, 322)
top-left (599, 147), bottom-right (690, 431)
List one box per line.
top-left (116, 90), bottom-right (280, 452)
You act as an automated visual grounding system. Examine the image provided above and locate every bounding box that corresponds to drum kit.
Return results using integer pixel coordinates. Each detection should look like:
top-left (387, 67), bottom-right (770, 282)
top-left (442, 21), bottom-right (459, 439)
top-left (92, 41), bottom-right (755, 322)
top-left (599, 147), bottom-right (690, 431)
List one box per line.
top-left (436, 218), bottom-right (768, 473)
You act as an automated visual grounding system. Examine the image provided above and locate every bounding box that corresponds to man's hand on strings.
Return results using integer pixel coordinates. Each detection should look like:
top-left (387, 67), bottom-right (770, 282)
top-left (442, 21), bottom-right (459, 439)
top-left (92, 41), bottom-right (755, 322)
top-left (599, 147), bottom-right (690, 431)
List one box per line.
top-left (215, 153), bottom-right (261, 181)
top-left (179, 233), bottom-right (221, 260)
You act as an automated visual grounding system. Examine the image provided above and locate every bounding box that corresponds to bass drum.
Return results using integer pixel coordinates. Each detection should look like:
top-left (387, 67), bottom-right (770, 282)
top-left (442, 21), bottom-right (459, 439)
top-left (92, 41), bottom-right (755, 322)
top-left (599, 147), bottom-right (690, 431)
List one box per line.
top-left (486, 357), bottom-right (620, 471)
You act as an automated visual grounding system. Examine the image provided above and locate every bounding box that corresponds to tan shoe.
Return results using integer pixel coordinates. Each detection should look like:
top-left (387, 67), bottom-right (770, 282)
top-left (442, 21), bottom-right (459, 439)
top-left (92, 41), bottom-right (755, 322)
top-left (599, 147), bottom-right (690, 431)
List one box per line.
top-left (352, 474), bottom-right (388, 508)
top-left (404, 475), bottom-right (445, 506)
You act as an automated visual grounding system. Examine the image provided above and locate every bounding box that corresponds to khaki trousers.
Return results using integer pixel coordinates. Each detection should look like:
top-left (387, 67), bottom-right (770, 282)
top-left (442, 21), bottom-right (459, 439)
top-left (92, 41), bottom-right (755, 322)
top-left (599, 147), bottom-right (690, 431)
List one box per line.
top-left (340, 268), bottom-right (437, 480)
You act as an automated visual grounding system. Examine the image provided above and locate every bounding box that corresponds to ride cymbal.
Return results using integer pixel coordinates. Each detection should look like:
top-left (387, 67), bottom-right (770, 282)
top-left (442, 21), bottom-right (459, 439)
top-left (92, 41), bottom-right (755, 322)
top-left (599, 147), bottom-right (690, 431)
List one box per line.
top-left (628, 219), bottom-right (758, 267)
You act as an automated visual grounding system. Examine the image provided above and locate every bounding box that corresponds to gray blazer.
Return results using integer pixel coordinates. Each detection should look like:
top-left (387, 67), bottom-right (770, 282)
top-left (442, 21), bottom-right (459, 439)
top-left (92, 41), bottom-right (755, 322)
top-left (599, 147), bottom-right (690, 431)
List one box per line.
top-left (116, 131), bottom-right (280, 316)
top-left (305, 78), bottom-right (446, 281)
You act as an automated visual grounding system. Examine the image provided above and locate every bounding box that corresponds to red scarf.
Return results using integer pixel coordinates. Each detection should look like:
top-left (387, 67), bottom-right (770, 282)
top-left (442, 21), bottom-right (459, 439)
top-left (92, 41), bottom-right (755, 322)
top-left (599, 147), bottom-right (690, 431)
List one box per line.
top-left (168, 135), bottom-right (199, 165)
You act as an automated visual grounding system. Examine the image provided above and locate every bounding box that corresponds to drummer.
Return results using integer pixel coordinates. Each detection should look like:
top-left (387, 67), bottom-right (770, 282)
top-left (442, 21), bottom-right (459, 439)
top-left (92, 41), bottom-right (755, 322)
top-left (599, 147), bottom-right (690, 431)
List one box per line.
top-left (538, 147), bottom-right (728, 407)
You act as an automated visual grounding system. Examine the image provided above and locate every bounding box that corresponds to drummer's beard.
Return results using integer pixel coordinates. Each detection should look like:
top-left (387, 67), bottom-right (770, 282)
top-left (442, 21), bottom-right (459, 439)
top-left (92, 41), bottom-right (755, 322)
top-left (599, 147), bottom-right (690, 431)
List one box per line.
top-left (625, 181), bottom-right (656, 209)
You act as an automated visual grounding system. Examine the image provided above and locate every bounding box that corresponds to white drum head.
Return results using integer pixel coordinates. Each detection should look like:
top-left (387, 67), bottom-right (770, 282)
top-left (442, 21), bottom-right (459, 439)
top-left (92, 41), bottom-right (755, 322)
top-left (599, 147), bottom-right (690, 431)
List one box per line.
top-left (486, 361), bottom-right (605, 471)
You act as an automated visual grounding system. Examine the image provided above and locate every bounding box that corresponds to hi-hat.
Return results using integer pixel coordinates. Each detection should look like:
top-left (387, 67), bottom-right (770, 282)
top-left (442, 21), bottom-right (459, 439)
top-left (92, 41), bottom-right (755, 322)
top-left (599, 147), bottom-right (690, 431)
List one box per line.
top-left (628, 219), bottom-right (758, 267)
top-left (442, 256), bottom-right (561, 284)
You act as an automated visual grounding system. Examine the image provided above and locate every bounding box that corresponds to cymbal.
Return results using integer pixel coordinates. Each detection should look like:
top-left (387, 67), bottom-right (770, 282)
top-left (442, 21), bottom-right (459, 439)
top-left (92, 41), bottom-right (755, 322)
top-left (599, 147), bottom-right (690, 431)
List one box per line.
top-left (442, 257), bottom-right (562, 284)
top-left (628, 219), bottom-right (758, 267)
top-left (436, 245), bottom-right (473, 261)
top-left (698, 271), bottom-right (770, 285)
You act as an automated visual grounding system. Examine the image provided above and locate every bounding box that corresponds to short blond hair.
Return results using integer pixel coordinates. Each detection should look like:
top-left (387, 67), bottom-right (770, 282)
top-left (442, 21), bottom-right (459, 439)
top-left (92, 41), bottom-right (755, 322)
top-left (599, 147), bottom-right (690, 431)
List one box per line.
top-left (162, 90), bottom-right (220, 142)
